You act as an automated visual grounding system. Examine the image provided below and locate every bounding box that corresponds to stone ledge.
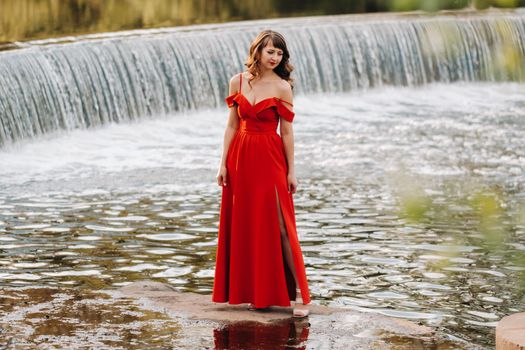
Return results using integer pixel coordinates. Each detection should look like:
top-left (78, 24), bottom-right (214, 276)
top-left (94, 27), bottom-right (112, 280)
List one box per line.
top-left (117, 280), bottom-right (431, 329)
top-left (113, 280), bottom-right (462, 349)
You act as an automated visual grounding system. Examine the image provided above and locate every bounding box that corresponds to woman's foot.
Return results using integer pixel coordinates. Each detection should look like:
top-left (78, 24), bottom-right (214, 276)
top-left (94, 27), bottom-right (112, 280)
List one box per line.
top-left (293, 288), bottom-right (309, 318)
top-left (248, 303), bottom-right (270, 311)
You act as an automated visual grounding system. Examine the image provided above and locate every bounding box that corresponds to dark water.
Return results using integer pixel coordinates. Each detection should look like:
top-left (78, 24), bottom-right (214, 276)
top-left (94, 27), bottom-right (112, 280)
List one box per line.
top-left (1, 83), bottom-right (524, 348)
top-left (0, 287), bottom-right (181, 349)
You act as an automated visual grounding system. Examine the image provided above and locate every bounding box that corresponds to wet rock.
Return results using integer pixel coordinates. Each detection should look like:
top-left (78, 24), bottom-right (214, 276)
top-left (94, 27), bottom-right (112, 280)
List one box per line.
top-left (116, 281), bottom-right (462, 349)
top-left (0, 286), bottom-right (180, 349)
top-left (120, 281), bottom-right (178, 293)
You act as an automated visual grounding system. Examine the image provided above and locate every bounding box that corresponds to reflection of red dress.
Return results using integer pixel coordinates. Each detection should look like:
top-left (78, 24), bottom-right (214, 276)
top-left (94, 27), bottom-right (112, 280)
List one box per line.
top-left (213, 320), bottom-right (310, 349)
top-left (212, 73), bottom-right (311, 308)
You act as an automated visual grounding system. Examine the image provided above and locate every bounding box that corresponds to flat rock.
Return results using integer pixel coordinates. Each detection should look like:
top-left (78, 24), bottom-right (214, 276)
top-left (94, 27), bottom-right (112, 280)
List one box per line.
top-left (114, 281), bottom-right (473, 349)
top-left (118, 281), bottom-right (426, 329)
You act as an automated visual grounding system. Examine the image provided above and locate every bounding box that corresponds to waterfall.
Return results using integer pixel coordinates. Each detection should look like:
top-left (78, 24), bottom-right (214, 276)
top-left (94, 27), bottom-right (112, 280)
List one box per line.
top-left (0, 11), bottom-right (524, 145)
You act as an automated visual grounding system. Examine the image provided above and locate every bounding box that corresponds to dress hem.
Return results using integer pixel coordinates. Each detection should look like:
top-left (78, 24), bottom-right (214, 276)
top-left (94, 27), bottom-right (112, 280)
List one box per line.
top-left (211, 299), bottom-right (296, 308)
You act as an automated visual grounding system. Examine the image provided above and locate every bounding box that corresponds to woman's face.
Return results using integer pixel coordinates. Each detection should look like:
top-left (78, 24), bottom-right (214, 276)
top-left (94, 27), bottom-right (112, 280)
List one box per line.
top-left (258, 41), bottom-right (283, 71)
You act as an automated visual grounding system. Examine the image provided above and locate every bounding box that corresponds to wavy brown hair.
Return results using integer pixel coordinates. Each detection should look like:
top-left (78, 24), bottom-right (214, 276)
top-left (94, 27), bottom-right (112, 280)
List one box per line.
top-left (245, 30), bottom-right (294, 88)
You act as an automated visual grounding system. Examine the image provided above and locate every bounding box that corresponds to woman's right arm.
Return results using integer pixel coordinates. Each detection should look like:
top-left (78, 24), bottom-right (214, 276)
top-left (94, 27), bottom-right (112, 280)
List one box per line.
top-left (217, 74), bottom-right (241, 187)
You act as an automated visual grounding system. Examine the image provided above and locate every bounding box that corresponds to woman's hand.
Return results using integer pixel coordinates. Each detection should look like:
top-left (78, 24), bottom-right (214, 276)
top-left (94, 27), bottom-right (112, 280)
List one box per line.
top-left (287, 172), bottom-right (297, 194)
top-left (217, 165), bottom-right (228, 187)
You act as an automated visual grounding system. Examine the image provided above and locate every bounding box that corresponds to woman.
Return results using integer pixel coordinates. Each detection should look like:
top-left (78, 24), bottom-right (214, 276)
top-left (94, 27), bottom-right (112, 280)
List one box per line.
top-left (212, 30), bottom-right (310, 318)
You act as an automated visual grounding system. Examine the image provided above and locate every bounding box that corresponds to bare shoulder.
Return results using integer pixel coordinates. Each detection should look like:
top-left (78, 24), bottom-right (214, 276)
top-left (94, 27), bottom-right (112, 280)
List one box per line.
top-left (277, 79), bottom-right (293, 105)
top-left (229, 73), bottom-right (242, 93)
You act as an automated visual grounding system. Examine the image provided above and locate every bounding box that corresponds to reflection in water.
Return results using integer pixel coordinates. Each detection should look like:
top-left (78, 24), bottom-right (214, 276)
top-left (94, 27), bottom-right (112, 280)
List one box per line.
top-left (214, 319), bottom-right (309, 350)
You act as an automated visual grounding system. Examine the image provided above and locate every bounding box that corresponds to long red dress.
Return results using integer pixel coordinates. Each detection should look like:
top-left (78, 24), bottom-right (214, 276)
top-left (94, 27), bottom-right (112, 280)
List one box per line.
top-left (212, 73), bottom-right (311, 308)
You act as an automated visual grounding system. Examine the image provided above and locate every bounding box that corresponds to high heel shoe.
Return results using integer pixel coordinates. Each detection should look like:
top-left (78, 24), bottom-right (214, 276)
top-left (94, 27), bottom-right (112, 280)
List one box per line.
top-left (293, 288), bottom-right (309, 318)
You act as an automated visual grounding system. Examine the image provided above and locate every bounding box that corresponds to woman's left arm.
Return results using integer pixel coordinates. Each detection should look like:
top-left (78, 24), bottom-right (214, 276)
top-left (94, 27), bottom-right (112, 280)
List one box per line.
top-left (279, 84), bottom-right (297, 194)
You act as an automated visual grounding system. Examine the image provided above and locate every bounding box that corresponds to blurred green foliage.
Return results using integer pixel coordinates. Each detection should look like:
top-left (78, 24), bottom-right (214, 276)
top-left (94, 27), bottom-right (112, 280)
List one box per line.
top-left (396, 176), bottom-right (525, 288)
top-left (387, 0), bottom-right (523, 11)
top-left (469, 191), bottom-right (507, 250)
top-left (1, 0), bottom-right (524, 42)
top-left (493, 20), bottom-right (525, 81)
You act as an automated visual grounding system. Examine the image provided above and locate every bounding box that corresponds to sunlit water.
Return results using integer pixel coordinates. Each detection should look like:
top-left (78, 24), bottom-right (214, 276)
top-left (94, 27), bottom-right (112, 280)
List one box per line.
top-left (1, 82), bottom-right (525, 348)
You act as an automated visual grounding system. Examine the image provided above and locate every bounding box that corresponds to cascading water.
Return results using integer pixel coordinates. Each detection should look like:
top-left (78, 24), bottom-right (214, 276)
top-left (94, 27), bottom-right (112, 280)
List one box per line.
top-left (0, 11), bottom-right (524, 145)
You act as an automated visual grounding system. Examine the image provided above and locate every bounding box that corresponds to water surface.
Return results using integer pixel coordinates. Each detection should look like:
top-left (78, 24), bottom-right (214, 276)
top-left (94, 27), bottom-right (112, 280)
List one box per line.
top-left (1, 83), bottom-right (524, 348)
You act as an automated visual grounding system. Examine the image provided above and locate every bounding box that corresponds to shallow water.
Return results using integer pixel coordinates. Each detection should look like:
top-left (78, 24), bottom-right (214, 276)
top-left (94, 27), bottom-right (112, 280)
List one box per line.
top-left (0, 287), bottom-right (181, 349)
top-left (1, 82), bottom-right (524, 348)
